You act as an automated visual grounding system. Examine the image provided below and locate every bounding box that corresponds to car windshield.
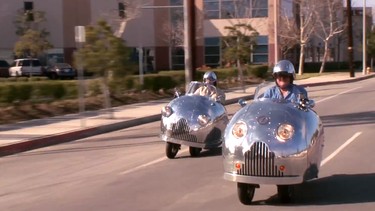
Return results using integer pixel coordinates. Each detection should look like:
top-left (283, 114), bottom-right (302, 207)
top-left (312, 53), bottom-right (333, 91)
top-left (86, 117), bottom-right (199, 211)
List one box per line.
top-left (55, 63), bottom-right (71, 68)
top-left (254, 81), bottom-right (274, 100)
top-left (0, 60), bottom-right (9, 67)
top-left (185, 81), bottom-right (216, 97)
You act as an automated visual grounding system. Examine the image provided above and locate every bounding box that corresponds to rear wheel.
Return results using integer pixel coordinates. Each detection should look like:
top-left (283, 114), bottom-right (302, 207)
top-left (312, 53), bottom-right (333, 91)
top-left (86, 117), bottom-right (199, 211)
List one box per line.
top-left (165, 142), bottom-right (180, 159)
top-left (50, 73), bottom-right (58, 80)
top-left (277, 185), bottom-right (294, 203)
top-left (237, 183), bottom-right (256, 205)
top-left (189, 147), bottom-right (202, 157)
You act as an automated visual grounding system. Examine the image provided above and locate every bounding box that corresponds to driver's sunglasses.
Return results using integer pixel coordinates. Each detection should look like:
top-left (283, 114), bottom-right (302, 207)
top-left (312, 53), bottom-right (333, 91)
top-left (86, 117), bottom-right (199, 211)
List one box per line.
top-left (275, 72), bottom-right (290, 79)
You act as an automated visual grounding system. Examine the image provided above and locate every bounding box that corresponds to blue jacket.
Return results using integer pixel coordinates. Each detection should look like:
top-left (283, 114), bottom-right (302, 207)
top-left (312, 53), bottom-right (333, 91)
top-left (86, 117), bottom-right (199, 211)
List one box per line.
top-left (263, 84), bottom-right (308, 102)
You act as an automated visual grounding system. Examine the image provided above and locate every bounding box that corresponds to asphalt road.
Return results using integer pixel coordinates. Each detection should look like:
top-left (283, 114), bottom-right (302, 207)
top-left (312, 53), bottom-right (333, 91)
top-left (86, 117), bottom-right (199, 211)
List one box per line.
top-left (1, 78), bottom-right (375, 211)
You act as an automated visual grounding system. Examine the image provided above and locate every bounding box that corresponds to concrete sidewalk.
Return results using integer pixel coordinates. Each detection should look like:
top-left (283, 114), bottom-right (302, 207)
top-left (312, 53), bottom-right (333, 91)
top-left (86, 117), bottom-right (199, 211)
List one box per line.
top-left (0, 72), bottom-right (374, 157)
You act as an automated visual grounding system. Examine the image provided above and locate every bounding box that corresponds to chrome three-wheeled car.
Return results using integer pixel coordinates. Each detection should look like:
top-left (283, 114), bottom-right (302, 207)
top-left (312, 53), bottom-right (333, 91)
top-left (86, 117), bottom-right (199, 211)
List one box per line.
top-left (223, 82), bottom-right (325, 204)
top-left (160, 81), bottom-right (228, 159)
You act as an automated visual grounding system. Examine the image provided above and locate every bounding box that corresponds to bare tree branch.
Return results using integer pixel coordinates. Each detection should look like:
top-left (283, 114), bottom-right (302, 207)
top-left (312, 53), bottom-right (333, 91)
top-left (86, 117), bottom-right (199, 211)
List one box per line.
top-left (314, 0), bottom-right (346, 73)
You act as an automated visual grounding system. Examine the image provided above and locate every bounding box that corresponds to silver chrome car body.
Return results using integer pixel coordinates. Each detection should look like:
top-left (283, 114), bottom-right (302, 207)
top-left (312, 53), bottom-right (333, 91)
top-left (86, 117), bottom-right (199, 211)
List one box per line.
top-left (160, 81), bottom-right (229, 158)
top-left (223, 82), bottom-right (325, 204)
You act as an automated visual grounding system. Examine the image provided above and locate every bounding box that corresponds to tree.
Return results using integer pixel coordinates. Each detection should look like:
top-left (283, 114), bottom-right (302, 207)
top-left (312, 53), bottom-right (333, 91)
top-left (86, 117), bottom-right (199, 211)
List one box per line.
top-left (75, 20), bottom-right (131, 118)
top-left (14, 29), bottom-right (53, 58)
top-left (13, 9), bottom-right (52, 58)
top-left (102, 0), bottom-right (152, 38)
top-left (314, 0), bottom-right (346, 73)
top-left (368, 27), bottom-right (375, 70)
top-left (222, 23), bottom-right (259, 92)
top-left (279, 0), bottom-right (316, 75)
top-left (75, 20), bottom-right (130, 78)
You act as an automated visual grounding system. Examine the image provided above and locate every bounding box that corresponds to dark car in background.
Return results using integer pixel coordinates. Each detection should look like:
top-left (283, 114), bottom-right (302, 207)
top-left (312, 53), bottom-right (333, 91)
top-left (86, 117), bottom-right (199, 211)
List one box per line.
top-left (0, 59), bottom-right (10, 77)
top-left (45, 63), bottom-right (76, 79)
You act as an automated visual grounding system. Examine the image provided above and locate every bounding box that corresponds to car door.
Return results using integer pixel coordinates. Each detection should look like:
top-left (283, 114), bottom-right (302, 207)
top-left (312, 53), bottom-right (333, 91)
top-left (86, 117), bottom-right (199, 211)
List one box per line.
top-left (21, 59), bottom-right (32, 76)
top-left (32, 59), bottom-right (42, 75)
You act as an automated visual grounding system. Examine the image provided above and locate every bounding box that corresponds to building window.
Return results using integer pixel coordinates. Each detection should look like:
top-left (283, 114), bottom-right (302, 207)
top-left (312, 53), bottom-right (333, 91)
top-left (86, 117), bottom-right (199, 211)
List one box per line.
top-left (203, 0), bottom-right (267, 19)
top-left (118, 2), bottom-right (125, 19)
top-left (24, 1), bottom-right (34, 21)
top-left (169, 0), bottom-right (184, 70)
top-left (204, 37), bottom-right (221, 67)
top-left (170, 0), bottom-right (183, 5)
top-left (24, 2), bottom-right (33, 11)
top-left (252, 36), bottom-right (268, 63)
top-left (171, 47), bottom-right (185, 70)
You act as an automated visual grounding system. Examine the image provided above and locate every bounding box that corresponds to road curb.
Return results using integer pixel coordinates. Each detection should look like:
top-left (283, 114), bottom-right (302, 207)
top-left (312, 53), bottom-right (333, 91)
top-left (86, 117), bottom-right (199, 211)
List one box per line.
top-left (0, 114), bottom-right (160, 157)
top-left (300, 73), bottom-right (375, 87)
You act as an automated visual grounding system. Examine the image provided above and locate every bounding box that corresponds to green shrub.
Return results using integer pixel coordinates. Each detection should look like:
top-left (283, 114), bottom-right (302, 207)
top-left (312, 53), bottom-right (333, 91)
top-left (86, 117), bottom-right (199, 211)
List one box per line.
top-left (17, 84), bottom-right (33, 101)
top-left (52, 84), bottom-right (66, 99)
top-left (248, 65), bottom-right (270, 78)
top-left (87, 79), bottom-right (102, 96)
top-left (124, 76), bottom-right (136, 90)
top-left (4, 85), bottom-right (18, 103)
top-left (142, 75), bottom-right (177, 91)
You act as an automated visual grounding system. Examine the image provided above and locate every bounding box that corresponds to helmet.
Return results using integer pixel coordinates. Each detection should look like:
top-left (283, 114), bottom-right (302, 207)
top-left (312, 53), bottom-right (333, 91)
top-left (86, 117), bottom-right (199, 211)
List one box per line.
top-left (273, 60), bottom-right (296, 80)
top-left (203, 71), bottom-right (217, 84)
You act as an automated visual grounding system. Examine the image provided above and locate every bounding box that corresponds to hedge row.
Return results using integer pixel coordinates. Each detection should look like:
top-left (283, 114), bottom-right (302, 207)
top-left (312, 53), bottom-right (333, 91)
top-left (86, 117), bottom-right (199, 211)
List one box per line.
top-left (0, 65), bottom-right (269, 105)
top-left (0, 81), bottom-right (77, 104)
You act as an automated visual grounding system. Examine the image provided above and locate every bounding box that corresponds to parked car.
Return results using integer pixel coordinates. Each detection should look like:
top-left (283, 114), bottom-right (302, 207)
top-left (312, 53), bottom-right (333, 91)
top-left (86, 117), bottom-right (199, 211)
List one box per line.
top-left (9, 58), bottom-right (44, 77)
top-left (45, 63), bottom-right (76, 79)
top-left (0, 59), bottom-right (10, 77)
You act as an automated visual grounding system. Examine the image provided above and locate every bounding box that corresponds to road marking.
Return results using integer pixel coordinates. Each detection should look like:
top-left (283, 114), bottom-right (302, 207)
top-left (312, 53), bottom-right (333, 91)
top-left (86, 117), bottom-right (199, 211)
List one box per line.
top-left (120, 148), bottom-right (189, 175)
top-left (316, 87), bottom-right (361, 103)
top-left (320, 131), bottom-right (362, 167)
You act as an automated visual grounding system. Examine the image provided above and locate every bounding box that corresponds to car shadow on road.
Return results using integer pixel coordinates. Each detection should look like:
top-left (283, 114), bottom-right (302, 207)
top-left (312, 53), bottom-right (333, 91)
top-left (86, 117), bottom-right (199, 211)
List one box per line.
top-left (175, 147), bottom-right (222, 159)
top-left (252, 173), bottom-right (375, 206)
top-left (321, 111), bottom-right (375, 128)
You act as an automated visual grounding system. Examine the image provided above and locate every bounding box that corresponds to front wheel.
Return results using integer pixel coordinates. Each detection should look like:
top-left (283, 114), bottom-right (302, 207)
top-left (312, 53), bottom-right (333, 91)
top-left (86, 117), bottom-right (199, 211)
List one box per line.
top-left (237, 183), bottom-right (256, 205)
top-left (277, 185), bottom-right (294, 203)
top-left (165, 142), bottom-right (180, 159)
top-left (189, 147), bottom-right (202, 157)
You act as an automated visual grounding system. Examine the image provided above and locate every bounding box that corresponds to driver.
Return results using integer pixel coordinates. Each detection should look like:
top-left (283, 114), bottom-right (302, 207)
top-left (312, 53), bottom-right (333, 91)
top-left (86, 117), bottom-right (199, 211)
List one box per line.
top-left (263, 60), bottom-right (308, 102)
top-left (194, 71), bottom-right (226, 104)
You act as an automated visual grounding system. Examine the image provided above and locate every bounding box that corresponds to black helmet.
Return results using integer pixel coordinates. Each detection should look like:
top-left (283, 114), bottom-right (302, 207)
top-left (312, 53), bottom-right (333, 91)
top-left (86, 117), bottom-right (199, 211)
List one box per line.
top-left (273, 60), bottom-right (296, 80)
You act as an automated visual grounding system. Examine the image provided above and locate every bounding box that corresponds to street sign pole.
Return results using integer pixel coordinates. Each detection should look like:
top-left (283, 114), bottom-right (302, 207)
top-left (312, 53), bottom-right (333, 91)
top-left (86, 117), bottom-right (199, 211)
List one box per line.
top-left (75, 26), bottom-right (86, 127)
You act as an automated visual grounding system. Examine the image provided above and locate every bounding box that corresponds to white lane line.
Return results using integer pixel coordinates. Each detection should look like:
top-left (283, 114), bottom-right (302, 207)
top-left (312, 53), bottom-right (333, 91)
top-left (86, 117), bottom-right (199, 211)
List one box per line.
top-left (120, 148), bottom-right (189, 175)
top-left (316, 87), bottom-right (361, 103)
top-left (320, 132), bottom-right (362, 167)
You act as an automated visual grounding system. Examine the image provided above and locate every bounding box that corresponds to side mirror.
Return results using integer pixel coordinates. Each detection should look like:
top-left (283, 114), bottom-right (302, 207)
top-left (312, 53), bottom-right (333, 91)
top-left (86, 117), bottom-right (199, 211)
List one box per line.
top-left (238, 99), bottom-right (247, 107)
top-left (309, 100), bottom-right (315, 108)
top-left (174, 88), bottom-right (182, 98)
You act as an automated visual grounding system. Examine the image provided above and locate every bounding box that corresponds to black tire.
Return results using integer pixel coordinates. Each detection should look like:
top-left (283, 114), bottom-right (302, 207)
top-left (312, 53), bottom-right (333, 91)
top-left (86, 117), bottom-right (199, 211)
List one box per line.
top-left (50, 73), bottom-right (58, 80)
top-left (277, 185), bottom-right (293, 203)
top-left (237, 183), bottom-right (256, 205)
top-left (166, 142), bottom-right (179, 159)
top-left (189, 147), bottom-right (202, 157)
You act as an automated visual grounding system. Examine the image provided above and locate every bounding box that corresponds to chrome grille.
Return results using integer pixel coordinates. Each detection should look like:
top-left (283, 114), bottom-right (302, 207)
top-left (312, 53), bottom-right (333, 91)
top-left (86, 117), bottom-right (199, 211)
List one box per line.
top-left (169, 118), bottom-right (197, 142)
top-left (237, 142), bottom-right (284, 177)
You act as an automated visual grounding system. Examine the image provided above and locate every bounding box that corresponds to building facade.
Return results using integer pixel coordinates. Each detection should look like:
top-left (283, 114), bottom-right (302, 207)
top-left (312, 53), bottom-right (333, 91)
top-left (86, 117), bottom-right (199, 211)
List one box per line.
top-left (0, 0), bottom-right (372, 71)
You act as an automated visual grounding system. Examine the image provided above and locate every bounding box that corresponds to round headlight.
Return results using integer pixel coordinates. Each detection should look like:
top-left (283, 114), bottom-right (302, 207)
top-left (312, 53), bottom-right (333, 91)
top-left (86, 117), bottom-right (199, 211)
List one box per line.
top-left (197, 115), bottom-right (211, 126)
top-left (232, 121), bottom-right (247, 139)
top-left (161, 106), bottom-right (173, 117)
top-left (276, 124), bottom-right (294, 142)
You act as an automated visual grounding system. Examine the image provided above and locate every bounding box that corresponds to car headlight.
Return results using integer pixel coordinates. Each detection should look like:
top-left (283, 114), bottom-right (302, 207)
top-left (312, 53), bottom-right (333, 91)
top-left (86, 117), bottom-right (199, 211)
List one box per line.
top-left (161, 106), bottom-right (173, 117)
top-left (197, 115), bottom-right (211, 126)
top-left (232, 121), bottom-right (247, 139)
top-left (276, 124), bottom-right (294, 142)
